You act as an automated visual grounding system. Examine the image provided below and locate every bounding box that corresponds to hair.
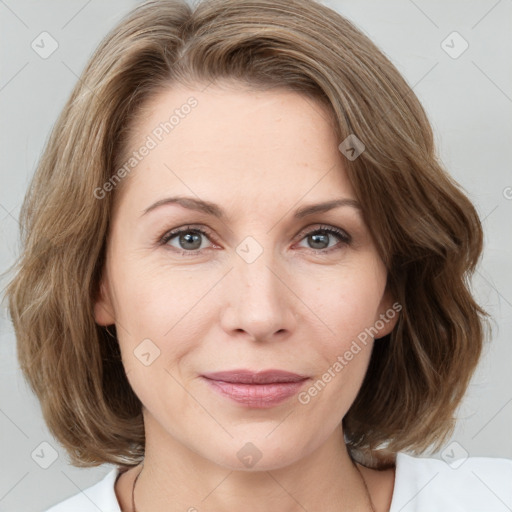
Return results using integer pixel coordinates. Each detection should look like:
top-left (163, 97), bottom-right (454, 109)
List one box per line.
top-left (2, 0), bottom-right (487, 470)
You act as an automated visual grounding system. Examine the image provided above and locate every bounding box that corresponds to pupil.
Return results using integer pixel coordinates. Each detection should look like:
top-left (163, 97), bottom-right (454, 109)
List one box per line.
top-left (180, 232), bottom-right (201, 250)
top-left (310, 232), bottom-right (328, 249)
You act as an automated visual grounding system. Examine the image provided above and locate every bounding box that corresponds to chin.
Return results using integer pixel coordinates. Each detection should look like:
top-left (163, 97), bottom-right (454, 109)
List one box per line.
top-left (199, 432), bottom-right (308, 472)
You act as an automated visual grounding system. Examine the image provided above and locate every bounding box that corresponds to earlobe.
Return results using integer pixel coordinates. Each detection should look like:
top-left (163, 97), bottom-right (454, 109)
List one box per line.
top-left (93, 276), bottom-right (116, 326)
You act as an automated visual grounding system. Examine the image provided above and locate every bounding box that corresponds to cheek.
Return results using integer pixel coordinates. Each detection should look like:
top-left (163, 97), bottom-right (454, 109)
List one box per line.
top-left (110, 250), bottom-right (200, 328)
top-left (298, 260), bottom-right (385, 400)
top-left (109, 256), bottom-right (225, 380)
top-left (305, 263), bottom-right (386, 341)
top-left (296, 270), bottom-right (382, 419)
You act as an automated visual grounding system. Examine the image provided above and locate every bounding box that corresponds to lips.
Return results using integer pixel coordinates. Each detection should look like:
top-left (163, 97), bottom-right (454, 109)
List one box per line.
top-left (201, 369), bottom-right (310, 408)
top-left (201, 369), bottom-right (309, 384)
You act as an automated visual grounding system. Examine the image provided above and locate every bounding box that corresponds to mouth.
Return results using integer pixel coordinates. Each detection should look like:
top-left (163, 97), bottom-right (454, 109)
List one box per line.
top-left (201, 369), bottom-right (310, 408)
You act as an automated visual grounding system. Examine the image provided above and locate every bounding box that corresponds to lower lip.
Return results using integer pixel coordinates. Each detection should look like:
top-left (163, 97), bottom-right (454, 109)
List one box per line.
top-left (202, 377), bottom-right (309, 408)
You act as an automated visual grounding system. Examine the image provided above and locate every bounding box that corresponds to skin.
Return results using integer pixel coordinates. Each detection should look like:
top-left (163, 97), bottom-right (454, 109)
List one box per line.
top-left (94, 81), bottom-right (398, 512)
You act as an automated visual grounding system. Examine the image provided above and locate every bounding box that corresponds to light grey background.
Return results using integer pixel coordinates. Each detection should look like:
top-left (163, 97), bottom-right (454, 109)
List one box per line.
top-left (1, 0), bottom-right (511, 510)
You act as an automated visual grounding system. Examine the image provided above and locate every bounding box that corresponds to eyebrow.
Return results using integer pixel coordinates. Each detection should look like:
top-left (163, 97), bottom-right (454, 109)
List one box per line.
top-left (141, 195), bottom-right (361, 219)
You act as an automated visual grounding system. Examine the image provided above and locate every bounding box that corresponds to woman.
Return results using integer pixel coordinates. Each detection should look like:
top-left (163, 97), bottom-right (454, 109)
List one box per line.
top-left (4, 0), bottom-right (511, 511)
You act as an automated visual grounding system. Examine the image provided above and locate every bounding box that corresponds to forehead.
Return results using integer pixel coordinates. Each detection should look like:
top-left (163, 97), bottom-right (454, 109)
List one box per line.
top-left (114, 82), bottom-right (355, 213)
top-left (133, 81), bottom-right (339, 154)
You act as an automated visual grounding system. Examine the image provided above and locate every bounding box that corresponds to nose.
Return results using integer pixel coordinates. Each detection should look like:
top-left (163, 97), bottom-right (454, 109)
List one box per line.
top-left (219, 246), bottom-right (297, 342)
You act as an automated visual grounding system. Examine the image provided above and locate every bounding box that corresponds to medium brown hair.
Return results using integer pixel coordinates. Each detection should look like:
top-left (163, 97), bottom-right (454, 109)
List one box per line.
top-left (3, 0), bottom-right (487, 469)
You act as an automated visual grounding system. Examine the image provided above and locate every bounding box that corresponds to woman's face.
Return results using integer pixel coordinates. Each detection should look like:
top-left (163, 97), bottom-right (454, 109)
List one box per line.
top-left (95, 82), bottom-right (397, 470)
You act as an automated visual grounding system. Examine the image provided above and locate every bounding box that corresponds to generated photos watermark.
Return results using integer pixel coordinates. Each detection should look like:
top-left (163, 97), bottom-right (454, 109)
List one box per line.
top-left (94, 96), bottom-right (198, 200)
top-left (298, 301), bottom-right (402, 405)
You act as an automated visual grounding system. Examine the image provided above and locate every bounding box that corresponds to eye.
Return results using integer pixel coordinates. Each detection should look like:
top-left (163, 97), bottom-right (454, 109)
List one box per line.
top-left (295, 224), bottom-right (351, 253)
top-left (160, 225), bottom-right (215, 256)
top-left (158, 223), bottom-right (351, 256)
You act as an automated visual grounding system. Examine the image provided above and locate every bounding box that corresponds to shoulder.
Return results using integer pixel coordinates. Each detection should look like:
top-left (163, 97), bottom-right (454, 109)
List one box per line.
top-left (391, 451), bottom-right (512, 511)
top-left (45, 467), bottom-right (122, 512)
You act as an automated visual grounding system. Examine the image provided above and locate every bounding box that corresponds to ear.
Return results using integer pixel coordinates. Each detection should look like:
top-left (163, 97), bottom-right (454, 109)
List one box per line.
top-left (93, 271), bottom-right (116, 326)
top-left (374, 286), bottom-right (401, 339)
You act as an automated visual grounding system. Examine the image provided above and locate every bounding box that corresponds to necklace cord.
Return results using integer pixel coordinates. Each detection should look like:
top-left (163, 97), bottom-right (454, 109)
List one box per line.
top-left (352, 458), bottom-right (377, 512)
top-left (131, 463), bottom-right (143, 512)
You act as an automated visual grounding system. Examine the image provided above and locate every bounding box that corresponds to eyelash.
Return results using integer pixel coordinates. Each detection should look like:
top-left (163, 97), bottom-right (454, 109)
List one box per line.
top-left (158, 224), bottom-right (351, 257)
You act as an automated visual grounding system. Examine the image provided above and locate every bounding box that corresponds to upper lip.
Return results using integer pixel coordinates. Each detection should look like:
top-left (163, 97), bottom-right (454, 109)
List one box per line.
top-left (201, 369), bottom-right (309, 384)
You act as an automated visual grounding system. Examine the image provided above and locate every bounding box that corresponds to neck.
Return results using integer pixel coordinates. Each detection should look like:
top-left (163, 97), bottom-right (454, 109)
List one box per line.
top-left (130, 422), bottom-right (378, 512)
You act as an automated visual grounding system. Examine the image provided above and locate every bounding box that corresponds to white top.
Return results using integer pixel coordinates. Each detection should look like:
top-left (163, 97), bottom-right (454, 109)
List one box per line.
top-left (45, 452), bottom-right (512, 511)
